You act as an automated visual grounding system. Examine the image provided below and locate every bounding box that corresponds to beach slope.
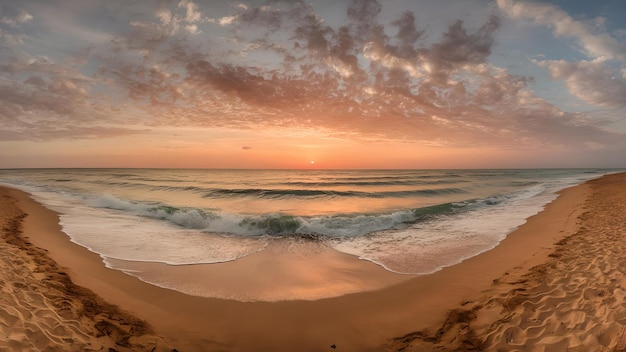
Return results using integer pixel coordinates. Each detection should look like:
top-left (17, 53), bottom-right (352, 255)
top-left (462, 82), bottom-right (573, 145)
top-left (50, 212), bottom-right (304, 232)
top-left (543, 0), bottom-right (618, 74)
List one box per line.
top-left (0, 187), bottom-right (172, 351)
top-left (1, 173), bottom-right (625, 351)
top-left (390, 172), bottom-right (626, 351)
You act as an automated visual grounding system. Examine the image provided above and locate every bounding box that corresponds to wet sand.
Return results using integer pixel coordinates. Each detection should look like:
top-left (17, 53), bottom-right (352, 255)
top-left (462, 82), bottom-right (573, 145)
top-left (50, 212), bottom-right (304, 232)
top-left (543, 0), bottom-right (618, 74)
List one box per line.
top-left (1, 172), bottom-right (625, 351)
top-left (106, 238), bottom-right (410, 302)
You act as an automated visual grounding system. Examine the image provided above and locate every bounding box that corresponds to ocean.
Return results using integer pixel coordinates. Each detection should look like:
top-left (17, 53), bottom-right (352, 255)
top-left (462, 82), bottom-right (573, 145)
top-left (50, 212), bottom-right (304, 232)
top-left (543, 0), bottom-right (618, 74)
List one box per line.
top-left (0, 168), bottom-right (615, 288)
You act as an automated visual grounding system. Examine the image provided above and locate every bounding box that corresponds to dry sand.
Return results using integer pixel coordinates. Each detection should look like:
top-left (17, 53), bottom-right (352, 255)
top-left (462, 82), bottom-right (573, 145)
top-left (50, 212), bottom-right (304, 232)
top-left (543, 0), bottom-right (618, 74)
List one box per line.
top-left (0, 172), bottom-right (625, 351)
top-left (390, 173), bottom-right (626, 351)
top-left (0, 187), bottom-right (171, 351)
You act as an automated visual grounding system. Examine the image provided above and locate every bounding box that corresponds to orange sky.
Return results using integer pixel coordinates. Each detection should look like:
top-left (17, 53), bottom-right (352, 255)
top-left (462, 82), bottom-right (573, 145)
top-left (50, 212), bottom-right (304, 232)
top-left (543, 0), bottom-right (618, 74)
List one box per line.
top-left (1, 0), bottom-right (626, 169)
top-left (0, 126), bottom-right (608, 169)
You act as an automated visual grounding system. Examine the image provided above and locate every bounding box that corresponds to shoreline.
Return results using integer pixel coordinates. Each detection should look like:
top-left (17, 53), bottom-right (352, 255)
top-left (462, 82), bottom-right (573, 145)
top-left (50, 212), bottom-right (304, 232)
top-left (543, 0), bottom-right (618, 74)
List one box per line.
top-left (106, 238), bottom-right (410, 302)
top-left (0, 186), bottom-right (171, 351)
top-left (1, 173), bottom-right (625, 350)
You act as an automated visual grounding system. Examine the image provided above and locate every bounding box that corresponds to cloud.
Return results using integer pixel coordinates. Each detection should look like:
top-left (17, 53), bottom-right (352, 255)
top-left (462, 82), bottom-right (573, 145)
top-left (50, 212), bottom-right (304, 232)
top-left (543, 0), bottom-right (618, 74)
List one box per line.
top-left (497, 0), bottom-right (626, 109)
top-left (0, 4), bottom-right (31, 47)
top-left (347, 0), bottom-right (383, 44)
top-left (537, 59), bottom-right (626, 108)
top-left (147, 0), bottom-right (206, 36)
top-left (426, 15), bottom-right (500, 83)
top-left (217, 16), bottom-right (236, 26)
top-left (1, 12), bottom-right (32, 27)
top-left (1, 6), bottom-right (33, 28)
top-left (497, 0), bottom-right (626, 61)
top-left (0, 75), bottom-right (143, 140)
top-left (0, 36), bottom-right (146, 140)
top-left (390, 11), bottom-right (423, 58)
top-left (179, 0), bottom-right (202, 23)
top-left (1, 0), bottom-right (624, 156)
top-left (89, 0), bottom-right (624, 152)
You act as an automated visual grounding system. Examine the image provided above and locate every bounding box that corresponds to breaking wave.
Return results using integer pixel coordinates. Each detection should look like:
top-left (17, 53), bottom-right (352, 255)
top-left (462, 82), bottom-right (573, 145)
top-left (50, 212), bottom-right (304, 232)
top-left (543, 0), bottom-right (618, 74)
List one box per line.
top-left (90, 183), bottom-right (545, 238)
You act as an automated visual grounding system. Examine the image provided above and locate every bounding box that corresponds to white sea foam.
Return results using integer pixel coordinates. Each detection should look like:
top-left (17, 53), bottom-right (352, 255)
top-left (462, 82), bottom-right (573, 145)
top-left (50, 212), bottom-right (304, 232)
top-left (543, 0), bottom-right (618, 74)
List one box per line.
top-left (330, 174), bottom-right (586, 274)
top-left (0, 168), bottom-right (614, 290)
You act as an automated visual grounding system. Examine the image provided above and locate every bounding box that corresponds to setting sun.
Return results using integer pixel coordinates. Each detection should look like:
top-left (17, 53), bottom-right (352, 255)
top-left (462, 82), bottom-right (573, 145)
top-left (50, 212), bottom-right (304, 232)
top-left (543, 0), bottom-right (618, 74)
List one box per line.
top-left (0, 0), bottom-right (624, 169)
top-left (0, 0), bottom-right (626, 351)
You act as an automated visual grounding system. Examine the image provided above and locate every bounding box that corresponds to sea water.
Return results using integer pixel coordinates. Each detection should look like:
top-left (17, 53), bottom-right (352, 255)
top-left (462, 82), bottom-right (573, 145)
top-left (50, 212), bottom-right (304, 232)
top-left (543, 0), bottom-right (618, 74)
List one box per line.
top-left (0, 169), bottom-right (615, 278)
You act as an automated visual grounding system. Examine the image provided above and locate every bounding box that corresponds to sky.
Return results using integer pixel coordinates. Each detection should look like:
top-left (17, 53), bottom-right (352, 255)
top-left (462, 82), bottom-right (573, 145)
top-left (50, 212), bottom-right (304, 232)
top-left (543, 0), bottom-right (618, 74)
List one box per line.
top-left (1, 0), bottom-right (625, 169)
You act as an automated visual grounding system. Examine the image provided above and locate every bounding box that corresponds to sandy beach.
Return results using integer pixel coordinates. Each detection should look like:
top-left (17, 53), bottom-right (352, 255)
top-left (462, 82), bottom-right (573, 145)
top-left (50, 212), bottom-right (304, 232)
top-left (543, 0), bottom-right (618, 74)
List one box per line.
top-left (1, 172), bottom-right (626, 351)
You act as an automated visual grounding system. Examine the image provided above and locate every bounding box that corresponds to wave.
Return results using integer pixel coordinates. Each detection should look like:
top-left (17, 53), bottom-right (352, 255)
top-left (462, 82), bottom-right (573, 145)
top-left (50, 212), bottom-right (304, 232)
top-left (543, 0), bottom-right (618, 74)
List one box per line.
top-left (85, 172), bottom-right (474, 197)
top-left (2, 168), bottom-right (611, 277)
top-left (203, 187), bottom-right (468, 199)
top-left (89, 184), bottom-right (543, 239)
top-left (205, 188), bottom-right (362, 198)
top-left (283, 179), bottom-right (467, 187)
top-left (65, 179), bottom-right (469, 199)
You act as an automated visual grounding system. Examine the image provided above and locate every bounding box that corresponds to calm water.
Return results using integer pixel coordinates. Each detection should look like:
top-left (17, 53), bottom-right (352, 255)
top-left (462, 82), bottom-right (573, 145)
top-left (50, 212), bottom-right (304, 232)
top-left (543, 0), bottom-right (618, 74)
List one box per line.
top-left (0, 168), bottom-right (614, 280)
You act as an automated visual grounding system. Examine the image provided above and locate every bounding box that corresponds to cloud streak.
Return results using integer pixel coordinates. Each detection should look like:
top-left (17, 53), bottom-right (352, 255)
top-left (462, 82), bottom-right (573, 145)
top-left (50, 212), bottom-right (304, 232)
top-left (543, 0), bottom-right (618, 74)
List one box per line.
top-left (1, 0), bottom-right (625, 166)
top-left (497, 0), bottom-right (626, 61)
top-left (497, 0), bottom-right (626, 110)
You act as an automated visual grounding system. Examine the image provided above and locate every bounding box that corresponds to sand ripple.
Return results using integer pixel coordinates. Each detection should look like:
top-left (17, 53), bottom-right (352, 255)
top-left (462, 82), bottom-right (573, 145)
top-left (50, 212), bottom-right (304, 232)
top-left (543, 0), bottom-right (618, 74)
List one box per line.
top-left (0, 192), bottom-right (172, 351)
top-left (389, 173), bottom-right (626, 351)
